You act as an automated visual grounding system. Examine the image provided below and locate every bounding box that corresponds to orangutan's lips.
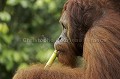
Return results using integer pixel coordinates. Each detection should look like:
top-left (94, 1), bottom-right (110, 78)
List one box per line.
top-left (57, 50), bottom-right (65, 53)
top-left (57, 50), bottom-right (61, 54)
top-left (56, 50), bottom-right (64, 57)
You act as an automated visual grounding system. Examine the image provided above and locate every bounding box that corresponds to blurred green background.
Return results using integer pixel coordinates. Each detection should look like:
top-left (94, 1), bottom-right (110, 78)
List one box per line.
top-left (0, 0), bottom-right (65, 79)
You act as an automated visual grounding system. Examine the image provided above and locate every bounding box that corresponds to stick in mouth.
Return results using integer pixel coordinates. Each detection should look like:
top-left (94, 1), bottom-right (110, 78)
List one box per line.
top-left (44, 50), bottom-right (57, 69)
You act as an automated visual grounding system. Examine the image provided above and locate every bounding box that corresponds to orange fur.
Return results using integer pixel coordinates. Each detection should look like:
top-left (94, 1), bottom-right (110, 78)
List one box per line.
top-left (13, 0), bottom-right (120, 79)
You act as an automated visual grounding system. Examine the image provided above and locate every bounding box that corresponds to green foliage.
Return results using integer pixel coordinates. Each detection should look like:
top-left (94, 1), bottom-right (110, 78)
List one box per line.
top-left (0, 0), bottom-right (65, 79)
top-left (0, 11), bottom-right (11, 21)
top-left (0, 23), bottom-right (9, 34)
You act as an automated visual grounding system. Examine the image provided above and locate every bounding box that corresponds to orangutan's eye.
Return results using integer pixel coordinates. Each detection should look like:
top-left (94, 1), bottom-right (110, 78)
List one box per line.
top-left (62, 23), bottom-right (66, 29)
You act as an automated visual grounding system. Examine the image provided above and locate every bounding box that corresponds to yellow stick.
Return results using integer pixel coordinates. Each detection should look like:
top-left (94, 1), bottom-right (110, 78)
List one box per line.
top-left (44, 50), bottom-right (57, 69)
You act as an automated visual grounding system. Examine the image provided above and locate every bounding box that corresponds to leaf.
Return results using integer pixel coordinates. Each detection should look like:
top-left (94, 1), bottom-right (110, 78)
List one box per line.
top-left (0, 23), bottom-right (9, 34)
top-left (0, 11), bottom-right (11, 22)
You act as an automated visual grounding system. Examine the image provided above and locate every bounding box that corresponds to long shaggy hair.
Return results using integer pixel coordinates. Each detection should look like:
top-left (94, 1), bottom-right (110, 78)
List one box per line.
top-left (13, 0), bottom-right (120, 79)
